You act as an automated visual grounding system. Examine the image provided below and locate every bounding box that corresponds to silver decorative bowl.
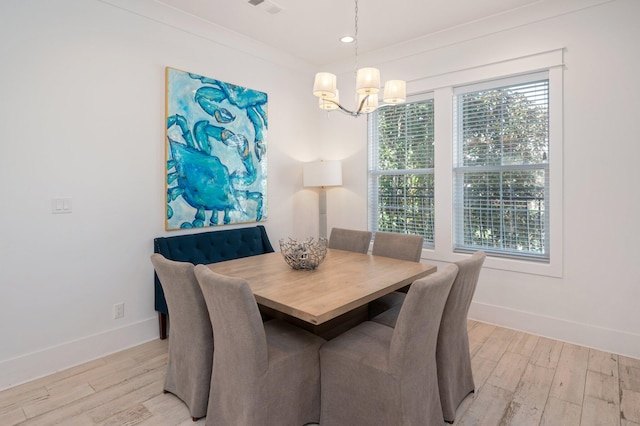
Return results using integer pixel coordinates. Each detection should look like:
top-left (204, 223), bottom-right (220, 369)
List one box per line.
top-left (279, 237), bottom-right (328, 270)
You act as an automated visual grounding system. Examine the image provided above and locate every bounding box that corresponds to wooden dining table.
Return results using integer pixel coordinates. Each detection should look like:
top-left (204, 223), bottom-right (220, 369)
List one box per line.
top-left (206, 249), bottom-right (436, 339)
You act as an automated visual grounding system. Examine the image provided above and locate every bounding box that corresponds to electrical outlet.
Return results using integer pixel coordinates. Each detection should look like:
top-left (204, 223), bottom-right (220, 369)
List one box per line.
top-left (113, 302), bottom-right (125, 319)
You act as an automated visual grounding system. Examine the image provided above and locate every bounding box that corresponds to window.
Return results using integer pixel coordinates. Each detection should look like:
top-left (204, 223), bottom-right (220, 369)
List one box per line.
top-left (368, 96), bottom-right (435, 247)
top-left (367, 50), bottom-right (562, 274)
top-left (453, 73), bottom-right (550, 260)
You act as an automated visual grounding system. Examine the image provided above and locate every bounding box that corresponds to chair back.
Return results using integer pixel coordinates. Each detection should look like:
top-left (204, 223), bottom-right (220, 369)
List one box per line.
top-left (440, 251), bottom-right (486, 336)
top-left (389, 263), bottom-right (458, 376)
top-left (437, 250), bottom-right (486, 421)
top-left (194, 265), bottom-right (269, 379)
top-left (328, 228), bottom-right (372, 254)
top-left (195, 264), bottom-right (324, 425)
top-left (150, 254), bottom-right (213, 419)
top-left (150, 254), bottom-right (212, 343)
top-left (372, 231), bottom-right (424, 262)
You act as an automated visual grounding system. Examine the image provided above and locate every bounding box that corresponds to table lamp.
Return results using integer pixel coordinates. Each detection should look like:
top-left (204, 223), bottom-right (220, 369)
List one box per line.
top-left (303, 160), bottom-right (343, 238)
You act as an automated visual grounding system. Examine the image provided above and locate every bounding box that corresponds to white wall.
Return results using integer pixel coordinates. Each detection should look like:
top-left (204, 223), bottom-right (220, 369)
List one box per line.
top-left (1, 0), bottom-right (639, 391)
top-left (0, 0), bottom-right (322, 389)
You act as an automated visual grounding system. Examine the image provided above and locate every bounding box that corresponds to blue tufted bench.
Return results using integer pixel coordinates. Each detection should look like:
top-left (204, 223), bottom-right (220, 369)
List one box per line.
top-left (153, 225), bottom-right (274, 339)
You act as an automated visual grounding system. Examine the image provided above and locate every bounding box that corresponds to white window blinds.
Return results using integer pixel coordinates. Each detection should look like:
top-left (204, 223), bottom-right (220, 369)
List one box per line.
top-left (368, 97), bottom-right (435, 246)
top-left (453, 73), bottom-right (550, 260)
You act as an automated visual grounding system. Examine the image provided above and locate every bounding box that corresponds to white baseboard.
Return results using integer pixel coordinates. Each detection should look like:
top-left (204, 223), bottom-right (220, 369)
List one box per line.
top-left (469, 301), bottom-right (640, 359)
top-left (4, 305), bottom-right (638, 391)
top-left (0, 317), bottom-right (158, 391)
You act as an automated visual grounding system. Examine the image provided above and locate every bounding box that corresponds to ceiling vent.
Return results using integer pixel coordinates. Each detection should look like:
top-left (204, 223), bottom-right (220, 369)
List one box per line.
top-left (248, 0), bottom-right (283, 15)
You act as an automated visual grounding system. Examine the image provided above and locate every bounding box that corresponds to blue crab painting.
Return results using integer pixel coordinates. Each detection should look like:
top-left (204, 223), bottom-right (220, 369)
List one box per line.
top-left (165, 67), bottom-right (268, 229)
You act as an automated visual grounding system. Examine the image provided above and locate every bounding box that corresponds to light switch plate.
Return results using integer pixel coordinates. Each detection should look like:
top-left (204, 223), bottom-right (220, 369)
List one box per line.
top-left (52, 198), bottom-right (72, 214)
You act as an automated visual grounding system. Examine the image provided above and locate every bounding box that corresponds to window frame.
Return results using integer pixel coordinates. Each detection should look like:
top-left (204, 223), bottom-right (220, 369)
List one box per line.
top-left (452, 72), bottom-right (550, 261)
top-left (367, 49), bottom-right (564, 277)
top-left (367, 93), bottom-right (436, 248)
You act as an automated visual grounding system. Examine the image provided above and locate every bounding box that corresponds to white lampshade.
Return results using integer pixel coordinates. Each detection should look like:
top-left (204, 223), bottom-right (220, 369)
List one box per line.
top-left (313, 72), bottom-right (337, 98)
top-left (303, 160), bottom-right (343, 187)
top-left (383, 80), bottom-right (406, 104)
top-left (355, 67), bottom-right (380, 95)
top-left (357, 93), bottom-right (378, 113)
top-left (319, 90), bottom-right (339, 110)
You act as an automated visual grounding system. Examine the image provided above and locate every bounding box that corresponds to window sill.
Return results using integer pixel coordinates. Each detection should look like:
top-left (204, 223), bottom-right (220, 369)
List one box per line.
top-left (420, 248), bottom-right (562, 278)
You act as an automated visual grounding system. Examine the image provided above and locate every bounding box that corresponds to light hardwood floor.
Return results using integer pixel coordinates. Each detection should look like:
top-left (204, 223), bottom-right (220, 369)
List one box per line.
top-left (2, 320), bottom-right (639, 425)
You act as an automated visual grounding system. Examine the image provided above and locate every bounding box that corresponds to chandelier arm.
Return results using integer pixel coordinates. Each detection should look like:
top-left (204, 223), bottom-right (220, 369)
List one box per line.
top-left (356, 94), bottom-right (368, 113)
top-left (323, 97), bottom-right (367, 117)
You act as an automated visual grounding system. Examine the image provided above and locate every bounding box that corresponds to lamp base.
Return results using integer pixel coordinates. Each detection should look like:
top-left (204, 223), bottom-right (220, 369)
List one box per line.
top-left (319, 188), bottom-right (327, 238)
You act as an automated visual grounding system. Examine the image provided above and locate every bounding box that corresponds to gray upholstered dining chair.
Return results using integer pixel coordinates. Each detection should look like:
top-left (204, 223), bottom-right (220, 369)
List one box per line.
top-left (193, 265), bottom-right (325, 426)
top-left (371, 231), bottom-right (424, 262)
top-left (319, 264), bottom-right (458, 426)
top-left (371, 250), bottom-right (486, 423)
top-left (328, 227), bottom-right (372, 254)
top-left (368, 231), bottom-right (425, 318)
top-left (150, 254), bottom-right (213, 421)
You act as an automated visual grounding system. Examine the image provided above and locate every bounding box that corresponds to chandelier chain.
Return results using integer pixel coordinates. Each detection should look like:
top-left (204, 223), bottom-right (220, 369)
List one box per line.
top-left (354, 0), bottom-right (359, 80)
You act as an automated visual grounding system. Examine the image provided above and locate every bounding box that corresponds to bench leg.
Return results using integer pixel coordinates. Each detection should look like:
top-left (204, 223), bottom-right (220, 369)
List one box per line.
top-left (158, 312), bottom-right (168, 340)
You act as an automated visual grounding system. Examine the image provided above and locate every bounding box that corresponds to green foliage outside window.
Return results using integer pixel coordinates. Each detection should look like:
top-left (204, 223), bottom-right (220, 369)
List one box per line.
top-left (370, 99), bottom-right (435, 245)
top-left (455, 79), bottom-right (549, 258)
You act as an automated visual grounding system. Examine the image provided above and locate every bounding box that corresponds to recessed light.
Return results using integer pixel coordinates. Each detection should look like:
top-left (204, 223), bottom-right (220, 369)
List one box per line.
top-left (340, 35), bottom-right (355, 44)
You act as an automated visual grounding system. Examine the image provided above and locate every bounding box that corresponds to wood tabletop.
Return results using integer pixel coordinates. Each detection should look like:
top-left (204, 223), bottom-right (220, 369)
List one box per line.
top-left (206, 249), bottom-right (436, 325)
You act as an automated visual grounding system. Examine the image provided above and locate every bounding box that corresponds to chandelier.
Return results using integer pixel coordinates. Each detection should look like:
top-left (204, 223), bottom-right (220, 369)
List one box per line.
top-left (312, 0), bottom-right (406, 117)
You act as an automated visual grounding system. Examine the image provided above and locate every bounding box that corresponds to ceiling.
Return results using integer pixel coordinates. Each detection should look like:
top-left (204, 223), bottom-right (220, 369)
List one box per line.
top-left (157, 0), bottom-right (543, 66)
